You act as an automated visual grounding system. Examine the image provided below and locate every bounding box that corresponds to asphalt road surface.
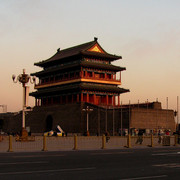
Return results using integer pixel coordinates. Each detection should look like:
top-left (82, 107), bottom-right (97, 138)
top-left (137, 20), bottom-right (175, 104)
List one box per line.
top-left (0, 147), bottom-right (180, 180)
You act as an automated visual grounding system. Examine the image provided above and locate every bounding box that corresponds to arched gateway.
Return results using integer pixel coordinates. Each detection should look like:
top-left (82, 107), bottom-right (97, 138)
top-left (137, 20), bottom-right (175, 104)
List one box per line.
top-left (45, 115), bottom-right (53, 132)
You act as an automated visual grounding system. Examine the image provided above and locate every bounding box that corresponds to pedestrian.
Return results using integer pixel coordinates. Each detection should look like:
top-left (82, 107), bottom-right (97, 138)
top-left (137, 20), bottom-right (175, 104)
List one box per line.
top-left (165, 130), bottom-right (170, 136)
top-left (158, 130), bottom-right (162, 144)
top-left (105, 131), bottom-right (110, 142)
top-left (136, 130), bottom-right (143, 144)
top-left (118, 128), bottom-right (121, 136)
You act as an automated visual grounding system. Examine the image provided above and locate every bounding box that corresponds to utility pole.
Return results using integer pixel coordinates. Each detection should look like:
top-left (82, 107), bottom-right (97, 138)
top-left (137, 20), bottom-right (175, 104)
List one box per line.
top-left (177, 96), bottom-right (179, 130)
top-left (121, 101), bottom-right (123, 136)
top-left (129, 100), bottom-right (131, 135)
top-left (82, 106), bottom-right (93, 136)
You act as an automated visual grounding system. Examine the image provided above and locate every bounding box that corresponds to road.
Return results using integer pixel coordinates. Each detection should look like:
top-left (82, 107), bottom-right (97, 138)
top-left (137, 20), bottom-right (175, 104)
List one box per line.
top-left (0, 147), bottom-right (180, 180)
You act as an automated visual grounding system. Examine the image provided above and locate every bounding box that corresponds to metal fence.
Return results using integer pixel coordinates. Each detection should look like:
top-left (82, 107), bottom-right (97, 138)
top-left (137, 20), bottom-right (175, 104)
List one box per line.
top-left (0, 135), bottom-right (179, 152)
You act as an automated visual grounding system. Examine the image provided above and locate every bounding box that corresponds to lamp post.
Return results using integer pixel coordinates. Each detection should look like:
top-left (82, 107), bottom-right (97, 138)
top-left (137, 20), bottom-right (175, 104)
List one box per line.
top-left (12, 69), bottom-right (35, 135)
top-left (82, 106), bottom-right (93, 136)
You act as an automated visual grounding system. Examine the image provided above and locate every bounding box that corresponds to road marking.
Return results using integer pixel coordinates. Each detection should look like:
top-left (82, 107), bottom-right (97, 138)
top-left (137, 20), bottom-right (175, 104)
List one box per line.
top-left (12, 154), bottom-right (65, 158)
top-left (121, 175), bottom-right (167, 180)
top-left (91, 152), bottom-right (132, 155)
top-left (153, 163), bottom-right (180, 168)
top-left (152, 152), bottom-right (180, 156)
top-left (0, 161), bottom-right (48, 165)
top-left (0, 167), bottom-right (96, 175)
top-left (153, 149), bottom-right (178, 152)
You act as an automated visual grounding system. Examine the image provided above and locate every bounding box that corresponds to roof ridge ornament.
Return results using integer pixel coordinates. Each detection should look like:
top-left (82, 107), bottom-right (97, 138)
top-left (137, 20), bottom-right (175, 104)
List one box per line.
top-left (94, 37), bottom-right (98, 41)
top-left (57, 48), bottom-right (60, 52)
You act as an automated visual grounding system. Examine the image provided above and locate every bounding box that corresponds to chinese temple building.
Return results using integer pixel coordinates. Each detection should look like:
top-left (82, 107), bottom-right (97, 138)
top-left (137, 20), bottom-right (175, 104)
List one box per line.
top-left (30, 37), bottom-right (129, 108)
top-left (1, 38), bottom-right (175, 135)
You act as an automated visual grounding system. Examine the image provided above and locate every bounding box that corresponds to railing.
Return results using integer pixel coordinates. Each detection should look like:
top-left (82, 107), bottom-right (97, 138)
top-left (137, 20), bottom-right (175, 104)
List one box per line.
top-left (0, 135), bottom-right (179, 152)
top-left (35, 75), bottom-right (121, 88)
top-left (35, 76), bottom-right (80, 88)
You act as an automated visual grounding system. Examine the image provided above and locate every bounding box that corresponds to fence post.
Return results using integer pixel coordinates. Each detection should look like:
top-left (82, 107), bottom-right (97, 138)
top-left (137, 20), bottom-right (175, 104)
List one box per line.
top-left (42, 135), bottom-right (47, 151)
top-left (148, 134), bottom-right (154, 147)
top-left (8, 135), bottom-right (13, 152)
top-left (126, 134), bottom-right (131, 148)
top-left (101, 134), bottom-right (106, 149)
top-left (73, 134), bottom-right (77, 150)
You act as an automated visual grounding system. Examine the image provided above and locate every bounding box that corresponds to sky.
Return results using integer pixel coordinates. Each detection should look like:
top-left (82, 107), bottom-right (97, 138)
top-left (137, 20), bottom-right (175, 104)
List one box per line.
top-left (0, 0), bottom-right (180, 113)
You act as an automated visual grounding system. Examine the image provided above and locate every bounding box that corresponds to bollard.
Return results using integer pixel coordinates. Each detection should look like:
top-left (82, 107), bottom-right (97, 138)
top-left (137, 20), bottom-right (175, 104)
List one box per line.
top-left (174, 134), bottom-right (178, 146)
top-left (148, 134), bottom-right (154, 147)
top-left (125, 134), bottom-right (131, 148)
top-left (42, 135), bottom-right (47, 151)
top-left (8, 135), bottom-right (13, 152)
top-left (73, 134), bottom-right (77, 150)
top-left (101, 134), bottom-right (106, 149)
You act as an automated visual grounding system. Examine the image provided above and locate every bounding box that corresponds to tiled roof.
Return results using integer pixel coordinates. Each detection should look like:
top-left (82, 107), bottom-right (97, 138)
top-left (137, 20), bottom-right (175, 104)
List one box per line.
top-left (34, 38), bottom-right (121, 67)
top-left (80, 83), bottom-right (129, 93)
top-left (31, 60), bottom-right (126, 77)
top-left (30, 83), bottom-right (129, 97)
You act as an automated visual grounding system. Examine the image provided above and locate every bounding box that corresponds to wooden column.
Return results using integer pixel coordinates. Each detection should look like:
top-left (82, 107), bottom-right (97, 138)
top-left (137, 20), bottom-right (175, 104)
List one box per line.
top-left (113, 95), bottom-right (115, 106)
top-left (38, 99), bottom-right (41, 106)
top-left (106, 95), bottom-right (109, 106)
top-left (77, 94), bottom-right (79, 102)
top-left (94, 94), bottom-right (96, 105)
top-left (87, 93), bottom-right (89, 103)
top-left (105, 73), bottom-right (107, 80)
top-left (114, 74), bottom-right (116, 80)
top-left (85, 71), bottom-right (87, 78)
top-left (118, 95), bottom-right (120, 106)
top-left (92, 72), bottom-right (95, 78)
top-left (81, 93), bottom-right (83, 102)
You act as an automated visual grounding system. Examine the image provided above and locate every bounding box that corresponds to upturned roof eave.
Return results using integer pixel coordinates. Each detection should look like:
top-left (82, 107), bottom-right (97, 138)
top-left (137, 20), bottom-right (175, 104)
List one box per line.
top-left (80, 51), bottom-right (121, 61)
top-left (29, 83), bottom-right (130, 97)
top-left (34, 39), bottom-right (122, 67)
top-left (31, 61), bottom-right (126, 77)
top-left (34, 40), bottom-right (96, 67)
top-left (34, 52), bottom-right (121, 67)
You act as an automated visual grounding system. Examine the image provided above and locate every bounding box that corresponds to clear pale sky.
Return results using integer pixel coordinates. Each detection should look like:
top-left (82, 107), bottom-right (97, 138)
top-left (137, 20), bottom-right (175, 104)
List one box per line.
top-left (0, 0), bottom-right (180, 112)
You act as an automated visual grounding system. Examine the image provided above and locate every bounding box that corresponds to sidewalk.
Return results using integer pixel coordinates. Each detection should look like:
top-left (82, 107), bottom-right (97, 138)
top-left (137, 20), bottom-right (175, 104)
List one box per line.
top-left (0, 135), bottom-right (179, 152)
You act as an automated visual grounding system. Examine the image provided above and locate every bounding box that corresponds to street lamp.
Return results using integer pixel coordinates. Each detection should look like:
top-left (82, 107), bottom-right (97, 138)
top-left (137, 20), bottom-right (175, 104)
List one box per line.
top-left (12, 69), bottom-right (35, 136)
top-left (82, 106), bottom-right (93, 136)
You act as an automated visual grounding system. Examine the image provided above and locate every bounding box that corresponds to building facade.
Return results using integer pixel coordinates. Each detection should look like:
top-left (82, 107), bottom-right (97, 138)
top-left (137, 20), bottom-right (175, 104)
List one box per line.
top-left (30, 37), bottom-right (129, 108)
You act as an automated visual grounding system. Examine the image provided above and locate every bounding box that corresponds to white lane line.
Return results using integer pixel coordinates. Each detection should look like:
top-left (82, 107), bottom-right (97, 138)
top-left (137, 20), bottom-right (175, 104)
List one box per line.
top-left (121, 175), bottom-right (167, 180)
top-left (0, 161), bottom-right (48, 165)
top-left (153, 163), bottom-right (180, 168)
top-left (0, 167), bottom-right (96, 175)
top-left (152, 152), bottom-right (180, 156)
top-left (91, 152), bottom-right (132, 155)
top-left (12, 154), bottom-right (65, 158)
